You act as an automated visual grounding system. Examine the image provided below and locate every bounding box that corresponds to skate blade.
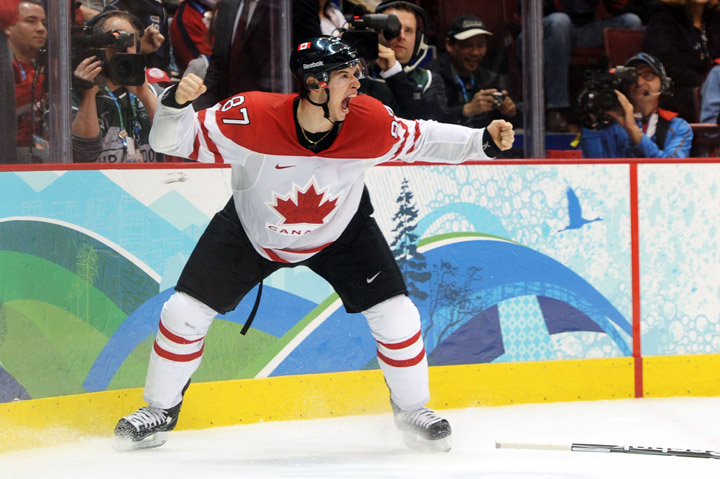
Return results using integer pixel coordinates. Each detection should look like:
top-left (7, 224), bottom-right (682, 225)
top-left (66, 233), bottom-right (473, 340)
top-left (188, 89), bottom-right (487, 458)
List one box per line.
top-left (114, 431), bottom-right (168, 452)
top-left (402, 431), bottom-right (453, 453)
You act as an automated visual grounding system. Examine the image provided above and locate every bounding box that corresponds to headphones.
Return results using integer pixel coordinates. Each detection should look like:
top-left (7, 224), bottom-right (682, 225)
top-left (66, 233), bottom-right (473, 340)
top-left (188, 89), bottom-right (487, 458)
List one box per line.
top-left (625, 52), bottom-right (673, 97)
top-left (375, 1), bottom-right (431, 68)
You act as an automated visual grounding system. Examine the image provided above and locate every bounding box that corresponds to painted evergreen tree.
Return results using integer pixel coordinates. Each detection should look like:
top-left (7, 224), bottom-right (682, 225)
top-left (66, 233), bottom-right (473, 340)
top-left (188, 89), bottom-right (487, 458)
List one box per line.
top-left (75, 244), bottom-right (99, 321)
top-left (390, 178), bottom-right (430, 300)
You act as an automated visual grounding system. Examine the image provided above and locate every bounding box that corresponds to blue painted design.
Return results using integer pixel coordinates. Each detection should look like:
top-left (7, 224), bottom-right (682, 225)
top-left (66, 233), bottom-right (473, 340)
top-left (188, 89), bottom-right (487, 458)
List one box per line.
top-left (415, 202), bottom-right (510, 239)
top-left (0, 367), bottom-right (31, 402)
top-left (266, 237), bottom-right (631, 376)
top-left (415, 239), bottom-right (631, 357)
top-left (538, 296), bottom-right (603, 334)
top-left (558, 187), bottom-right (602, 232)
top-left (83, 286), bottom-right (317, 392)
top-left (430, 305), bottom-right (505, 365)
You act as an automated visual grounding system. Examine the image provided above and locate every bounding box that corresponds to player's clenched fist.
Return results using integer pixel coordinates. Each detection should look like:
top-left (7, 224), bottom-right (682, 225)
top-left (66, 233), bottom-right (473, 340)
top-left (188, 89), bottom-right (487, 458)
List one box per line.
top-left (487, 119), bottom-right (515, 151)
top-left (175, 73), bottom-right (207, 104)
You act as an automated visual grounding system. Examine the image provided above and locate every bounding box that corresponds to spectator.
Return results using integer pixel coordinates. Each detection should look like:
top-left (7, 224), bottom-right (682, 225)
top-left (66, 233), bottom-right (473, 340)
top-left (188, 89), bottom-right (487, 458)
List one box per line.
top-left (428, 14), bottom-right (519, 130)
top-left (360, 0), bottom-right (448, 121)
top-left (99, 0), bottom-right (171, 72)
top-left (6, 0), bottom-right (48, 163)
top-left (318, 0), bottom-right (346, 36)
top-left (580, 53), bottom-right (693, 158)
top-left (1, 0), bottom-right (20, 164)
top-left (537, 0), bottom-right (643, 131)
top-left (643, 0), bottom-right (720, 122)
top-left (71, 10), bottom-right (164, 162)
top-left (193, 0), bottom-right (287, 109)
top-left (169, 0), bottom-right (217, 77)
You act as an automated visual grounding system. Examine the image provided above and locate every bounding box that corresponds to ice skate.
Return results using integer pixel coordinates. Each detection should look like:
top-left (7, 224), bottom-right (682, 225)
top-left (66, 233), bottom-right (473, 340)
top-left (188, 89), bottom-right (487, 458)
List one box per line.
top-left (392, 401), bottom-right (452, 452)
top-left (114, 402), bottom-right (182, 451)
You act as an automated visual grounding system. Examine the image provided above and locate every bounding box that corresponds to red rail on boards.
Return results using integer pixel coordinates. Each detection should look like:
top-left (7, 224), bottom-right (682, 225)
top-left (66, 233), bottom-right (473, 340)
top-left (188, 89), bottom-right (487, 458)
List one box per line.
top-left (629, 163), bottom-right (643, 398)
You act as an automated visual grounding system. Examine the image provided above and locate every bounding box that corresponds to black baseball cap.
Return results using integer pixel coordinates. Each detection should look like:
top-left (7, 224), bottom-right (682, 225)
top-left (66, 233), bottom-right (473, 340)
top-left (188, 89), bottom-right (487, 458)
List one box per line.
top-left (447, 14), bottom-right (492, 41)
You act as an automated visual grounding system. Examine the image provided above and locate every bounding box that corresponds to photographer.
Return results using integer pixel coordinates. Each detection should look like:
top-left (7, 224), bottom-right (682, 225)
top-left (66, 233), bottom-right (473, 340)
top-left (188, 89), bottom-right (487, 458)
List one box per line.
top-left (359, 1), bottom-right (448, 121)
top-left (71, 10), bottom-right (163, 163)
top-left (428, 14), bottom-right (519, 130)
top-left (580, 53), bottom-right (693, 159)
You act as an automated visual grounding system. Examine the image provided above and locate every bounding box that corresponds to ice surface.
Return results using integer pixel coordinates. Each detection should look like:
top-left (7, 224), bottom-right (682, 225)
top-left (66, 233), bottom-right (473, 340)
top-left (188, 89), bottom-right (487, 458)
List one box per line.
top-left (1, 397), bottom-right (719, 478)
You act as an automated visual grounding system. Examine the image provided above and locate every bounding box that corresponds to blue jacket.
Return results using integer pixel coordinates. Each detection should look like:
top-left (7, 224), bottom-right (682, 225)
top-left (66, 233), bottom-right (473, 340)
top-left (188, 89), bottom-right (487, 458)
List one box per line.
top-left (580, 109), bottom-right (693, 158)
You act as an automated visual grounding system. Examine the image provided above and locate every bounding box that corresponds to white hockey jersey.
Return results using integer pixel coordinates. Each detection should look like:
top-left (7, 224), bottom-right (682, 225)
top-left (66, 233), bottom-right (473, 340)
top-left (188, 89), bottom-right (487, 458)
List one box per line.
top-left (150, 91), bottom-right (494, 263)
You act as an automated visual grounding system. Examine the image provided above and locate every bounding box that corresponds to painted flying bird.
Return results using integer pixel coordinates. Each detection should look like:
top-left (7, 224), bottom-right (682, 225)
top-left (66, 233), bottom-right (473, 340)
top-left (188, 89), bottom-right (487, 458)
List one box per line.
top-left (558, 187), bottom-right (602, 232)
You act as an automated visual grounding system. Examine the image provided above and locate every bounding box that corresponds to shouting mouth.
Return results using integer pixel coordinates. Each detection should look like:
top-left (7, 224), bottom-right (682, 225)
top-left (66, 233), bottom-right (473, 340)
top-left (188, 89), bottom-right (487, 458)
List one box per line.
top-left (341, 96), bottom-right (353, 114)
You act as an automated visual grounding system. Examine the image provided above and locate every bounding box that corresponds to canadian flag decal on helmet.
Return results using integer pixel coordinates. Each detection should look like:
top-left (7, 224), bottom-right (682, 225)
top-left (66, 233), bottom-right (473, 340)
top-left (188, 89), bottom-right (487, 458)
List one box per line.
top-left (298, 42), bottom-right (311, 51)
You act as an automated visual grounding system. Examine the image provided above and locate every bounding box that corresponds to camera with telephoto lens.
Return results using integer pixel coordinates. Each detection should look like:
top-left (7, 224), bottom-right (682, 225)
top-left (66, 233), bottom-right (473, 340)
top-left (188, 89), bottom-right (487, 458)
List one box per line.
top-left (577, 65), bottom-right (638, 129)
top-left (71, 27), bottom-right (147, 87)
top-left (341, 6), bottom-right (401, 63)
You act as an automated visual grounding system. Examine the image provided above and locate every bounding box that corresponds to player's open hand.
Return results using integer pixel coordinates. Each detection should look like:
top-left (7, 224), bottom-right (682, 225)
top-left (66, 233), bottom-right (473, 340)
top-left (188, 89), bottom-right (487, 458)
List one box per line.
top-left (487, 119), bottom-right (514, 151)
top-left (175, 73), bottom-right (207, 104)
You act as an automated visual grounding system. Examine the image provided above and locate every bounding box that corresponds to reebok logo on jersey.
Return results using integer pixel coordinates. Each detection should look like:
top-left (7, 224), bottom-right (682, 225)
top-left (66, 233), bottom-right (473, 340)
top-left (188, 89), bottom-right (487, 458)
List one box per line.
top-left (275, 163), bottom-right (294, 169)
top-left (366, 271), bottom-right (381, 283)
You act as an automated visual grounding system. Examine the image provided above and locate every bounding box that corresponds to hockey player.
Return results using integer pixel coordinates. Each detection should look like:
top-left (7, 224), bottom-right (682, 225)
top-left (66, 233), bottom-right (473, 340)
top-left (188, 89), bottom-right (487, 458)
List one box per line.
top-left (114, 36), bottom-right (514, 452)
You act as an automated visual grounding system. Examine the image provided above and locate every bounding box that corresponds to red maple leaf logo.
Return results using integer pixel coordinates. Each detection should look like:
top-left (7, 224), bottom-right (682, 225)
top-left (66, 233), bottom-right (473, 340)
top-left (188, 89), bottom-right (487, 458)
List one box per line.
top-left (271, 182), bottom-right (338, 225)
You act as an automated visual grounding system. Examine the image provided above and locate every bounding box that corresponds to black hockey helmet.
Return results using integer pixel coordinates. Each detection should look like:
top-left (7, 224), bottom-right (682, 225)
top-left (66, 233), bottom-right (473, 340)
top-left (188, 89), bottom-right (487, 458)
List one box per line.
top-left (290, 36), bottom-right (362, 92)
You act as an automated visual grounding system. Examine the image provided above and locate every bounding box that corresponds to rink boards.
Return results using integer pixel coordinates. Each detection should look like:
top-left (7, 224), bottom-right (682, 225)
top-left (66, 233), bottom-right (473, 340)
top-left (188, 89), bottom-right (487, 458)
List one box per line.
top-left (1, 159), bottom-right (720, 452)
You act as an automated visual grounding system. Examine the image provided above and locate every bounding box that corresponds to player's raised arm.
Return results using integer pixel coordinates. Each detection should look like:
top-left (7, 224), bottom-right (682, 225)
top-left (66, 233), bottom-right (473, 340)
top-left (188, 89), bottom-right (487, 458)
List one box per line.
top-left (149, 75), bottom-right (209, 160)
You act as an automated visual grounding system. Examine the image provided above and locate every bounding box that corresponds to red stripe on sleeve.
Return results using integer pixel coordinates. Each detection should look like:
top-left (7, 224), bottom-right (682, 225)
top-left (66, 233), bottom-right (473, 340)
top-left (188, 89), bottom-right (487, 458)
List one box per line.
top-left (388, 122), bottom-right (412, 162)
top-left (197, 110), bottom-right (224, 163)
top-left (405, 120), bottom-right (421, 155)
top-left (188, 134), bottom-right (201, 161)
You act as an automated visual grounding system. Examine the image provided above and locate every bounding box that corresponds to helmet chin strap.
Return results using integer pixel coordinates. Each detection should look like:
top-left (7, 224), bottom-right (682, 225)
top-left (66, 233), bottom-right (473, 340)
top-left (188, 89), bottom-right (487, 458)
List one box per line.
top-left (306, 88), bottom-right (335, 123)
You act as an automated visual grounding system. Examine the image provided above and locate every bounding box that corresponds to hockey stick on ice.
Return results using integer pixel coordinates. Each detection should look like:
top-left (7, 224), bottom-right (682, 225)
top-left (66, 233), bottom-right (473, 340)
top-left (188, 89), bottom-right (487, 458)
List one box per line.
top-left (495, 441), bottom-right (720, 459)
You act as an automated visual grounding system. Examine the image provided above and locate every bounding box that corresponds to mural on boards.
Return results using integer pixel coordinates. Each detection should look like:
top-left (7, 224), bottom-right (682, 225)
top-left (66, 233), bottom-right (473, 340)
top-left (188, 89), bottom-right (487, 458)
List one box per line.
top-left (0, 164), bottom-right (637, 403)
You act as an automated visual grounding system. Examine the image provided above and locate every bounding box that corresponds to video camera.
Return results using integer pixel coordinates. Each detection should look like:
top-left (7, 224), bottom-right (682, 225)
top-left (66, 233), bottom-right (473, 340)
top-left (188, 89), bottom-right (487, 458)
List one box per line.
top-left (342, 10), bottom-right (401, 63)
top-left (577, 66), bottom-right (638, 129)
top-left (71, 27), bottom-right (146, 86)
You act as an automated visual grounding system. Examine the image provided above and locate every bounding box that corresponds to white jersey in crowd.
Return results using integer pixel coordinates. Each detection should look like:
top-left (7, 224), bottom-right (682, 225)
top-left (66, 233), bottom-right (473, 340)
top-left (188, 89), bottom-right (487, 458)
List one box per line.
top-left (150, 91), bottom-right (495, 263)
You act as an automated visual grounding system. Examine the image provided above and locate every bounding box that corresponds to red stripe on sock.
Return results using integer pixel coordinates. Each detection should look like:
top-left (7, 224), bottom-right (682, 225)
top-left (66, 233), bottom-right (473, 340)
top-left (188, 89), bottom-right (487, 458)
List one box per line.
top-left (377, 347), bottom-right (425, 368)
top-left (154, 341), bottom-right (204, 362)
top-left (377, 330), bottom-right (422, 350)
top-left (158, 321), bottom-right (203, 345)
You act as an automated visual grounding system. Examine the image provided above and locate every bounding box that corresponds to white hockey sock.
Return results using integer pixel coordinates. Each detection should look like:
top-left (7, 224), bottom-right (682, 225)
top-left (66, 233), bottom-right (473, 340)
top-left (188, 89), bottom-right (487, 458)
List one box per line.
top-left (363, 295), bottom-right (430, 411)
top-left (143, 292), bottom-right (217, 409)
